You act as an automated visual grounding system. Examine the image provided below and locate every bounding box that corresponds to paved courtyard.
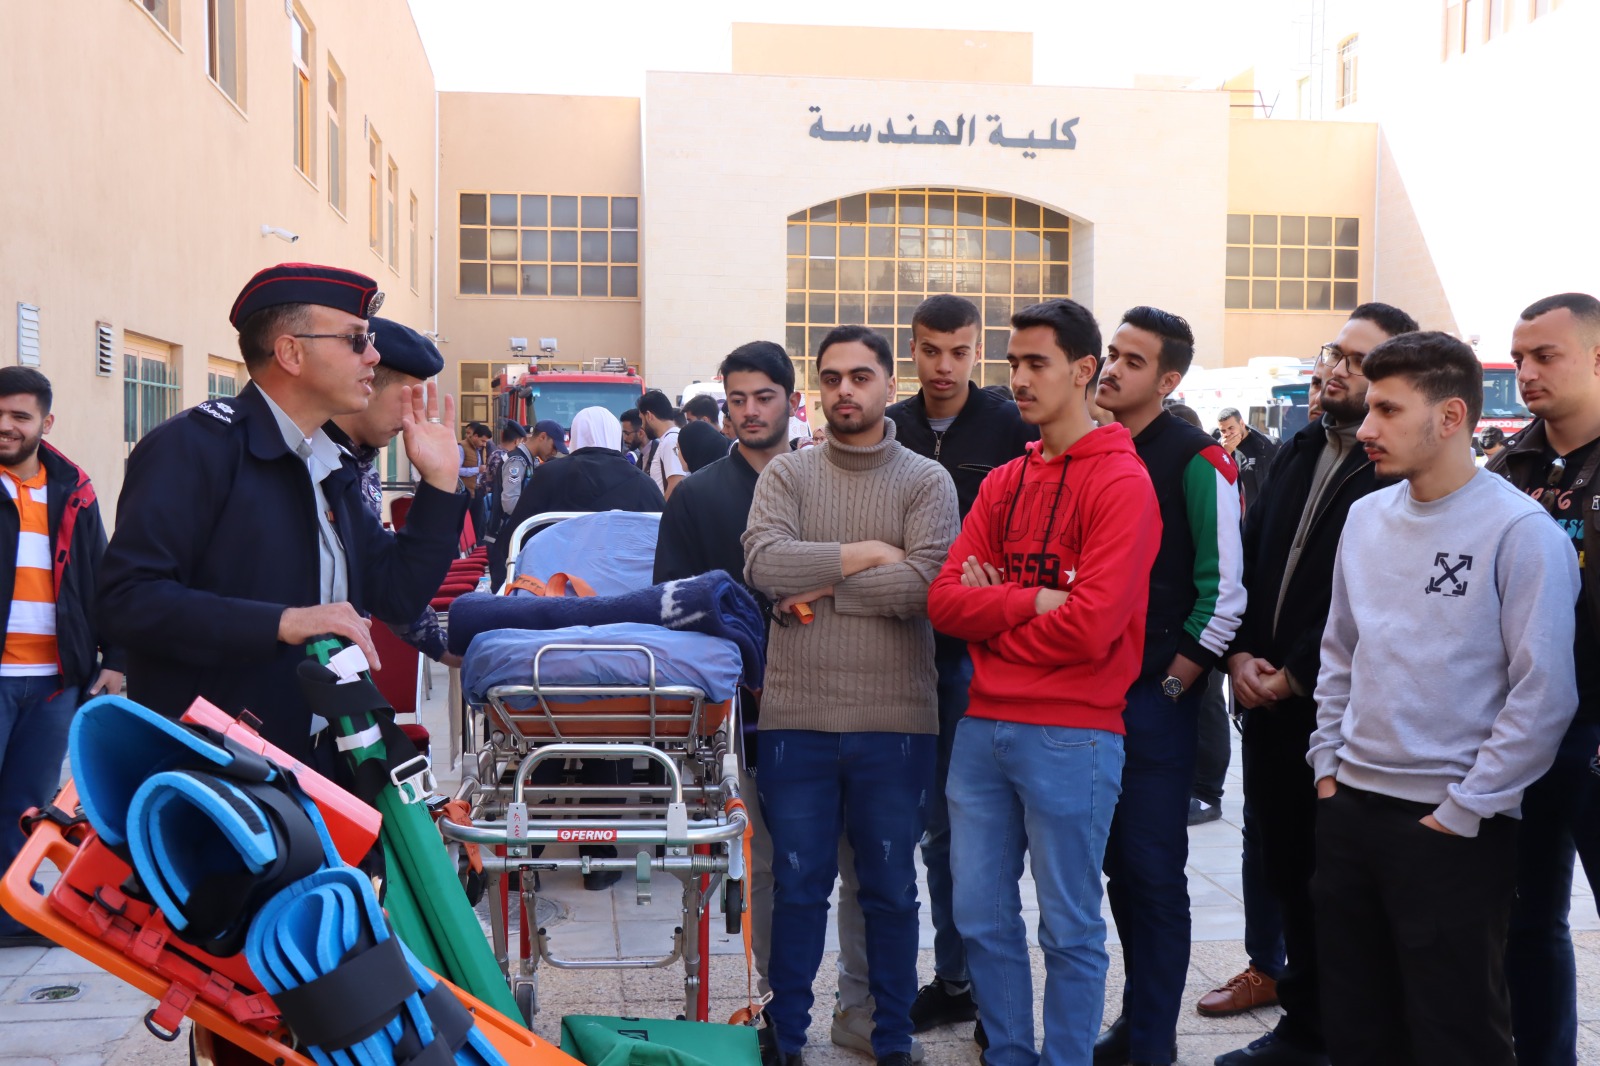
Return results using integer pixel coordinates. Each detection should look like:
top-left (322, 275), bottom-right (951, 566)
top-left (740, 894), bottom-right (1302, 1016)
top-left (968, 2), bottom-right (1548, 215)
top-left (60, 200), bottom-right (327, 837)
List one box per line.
top-left (1, 674), bottom-right (1596, 1064)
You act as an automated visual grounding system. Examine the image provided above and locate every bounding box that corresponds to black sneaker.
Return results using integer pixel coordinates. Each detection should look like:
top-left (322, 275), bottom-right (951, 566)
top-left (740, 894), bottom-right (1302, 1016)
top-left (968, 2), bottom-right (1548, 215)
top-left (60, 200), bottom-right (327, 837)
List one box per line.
top-left (1214, 1033), bottom-right (1330, 1065)
top-left (1188, 796), bottom-right (1223, 825)
top-left (877, 1054), bottom-right (917, 1066)
top-left (908, 977), bottom-right (979, 1032)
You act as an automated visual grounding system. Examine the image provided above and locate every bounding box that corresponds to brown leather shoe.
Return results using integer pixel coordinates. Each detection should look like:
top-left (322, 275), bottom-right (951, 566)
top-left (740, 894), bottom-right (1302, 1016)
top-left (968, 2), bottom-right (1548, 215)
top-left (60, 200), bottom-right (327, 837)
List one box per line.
top-left (1196, 965), bottom-right (1280, 1016)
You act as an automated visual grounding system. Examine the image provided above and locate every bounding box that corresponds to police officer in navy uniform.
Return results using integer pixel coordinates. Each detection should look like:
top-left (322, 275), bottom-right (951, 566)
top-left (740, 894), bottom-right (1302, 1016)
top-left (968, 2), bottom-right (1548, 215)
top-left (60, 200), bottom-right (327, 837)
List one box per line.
top-left (98, 264), bottom-right (468, 760)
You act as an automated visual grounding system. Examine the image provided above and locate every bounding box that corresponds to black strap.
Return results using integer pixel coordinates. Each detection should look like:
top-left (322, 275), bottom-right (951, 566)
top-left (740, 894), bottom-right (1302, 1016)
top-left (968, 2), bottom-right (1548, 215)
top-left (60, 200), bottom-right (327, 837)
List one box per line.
top-left (420, 982), bottom-right (474, 1053)
top-left (273, 935), bottom-right (417, 1050)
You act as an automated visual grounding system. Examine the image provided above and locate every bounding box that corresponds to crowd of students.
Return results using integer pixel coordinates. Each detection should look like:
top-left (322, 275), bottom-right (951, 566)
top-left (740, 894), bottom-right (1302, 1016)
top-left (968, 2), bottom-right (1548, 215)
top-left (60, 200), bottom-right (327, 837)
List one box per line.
top-left (645, 291), bottom-right (1600, 1066)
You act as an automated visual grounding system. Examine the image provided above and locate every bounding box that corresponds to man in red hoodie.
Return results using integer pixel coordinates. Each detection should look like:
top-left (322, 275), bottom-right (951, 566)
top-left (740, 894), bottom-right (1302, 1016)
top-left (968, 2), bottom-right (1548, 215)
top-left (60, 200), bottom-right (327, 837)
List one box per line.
top-left (929, 299), bottom-right (1162, 1066)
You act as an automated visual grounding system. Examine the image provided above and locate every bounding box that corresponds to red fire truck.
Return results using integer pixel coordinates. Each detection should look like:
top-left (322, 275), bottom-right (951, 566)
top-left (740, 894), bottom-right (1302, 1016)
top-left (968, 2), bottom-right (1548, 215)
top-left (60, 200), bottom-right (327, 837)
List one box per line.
top-left (1478, 359), bottom-right (1532, 437)
top-left (493, 358), bottom-right (645, 432)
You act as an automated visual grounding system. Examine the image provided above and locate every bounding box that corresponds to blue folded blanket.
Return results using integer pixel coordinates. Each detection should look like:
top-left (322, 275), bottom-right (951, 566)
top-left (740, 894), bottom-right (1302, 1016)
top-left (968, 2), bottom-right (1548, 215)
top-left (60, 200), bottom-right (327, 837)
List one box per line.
top-left (513, 510), bottom-right (660, 598)
top-left (448, 570), bottom-right (765, 687)
top-left (463, 624), bottom-right (745, 704)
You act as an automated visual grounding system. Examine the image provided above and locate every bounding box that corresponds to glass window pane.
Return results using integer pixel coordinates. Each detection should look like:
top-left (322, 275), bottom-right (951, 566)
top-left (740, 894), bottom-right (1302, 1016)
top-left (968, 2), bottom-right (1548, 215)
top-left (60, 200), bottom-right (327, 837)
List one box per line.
top-left (809, 292), bottom-right (836, 324)
top-left (1334, 249), bottom-right (1359, 279)
top-left (985, 198), bottom-right (1013, 227)
top-left (839, 194), bottom-right (867, 224)
top-left (810, 226), bottom-right (837, 257)
top-left (460, 193), bottom-right (487, 226)
top-left (551, 195), bottom-right (578, 227)
top-left (926, 262), bottom-right (954, 293)
top-left (490, 229), bottom-right (518, 260)
top-left (1279, 280), bottom-right (1304, 310)
top-left (1226, 247), bottom-right (1250, 276)
top-left (1334, 281), bottom-right (1359, 310)
top-left (1306, 280), bottom-right (1332, 310)
top-left (521, 230), bottom-right (548, 261)
top-left (926, 227), bottom-right (954, 259)
top-left (957, 195), bottom-right (985, 225)
top-left (839, 226), bottom-right (866, 257)
top-left (1335, 218), bottom-right (1360, 247)
top-left (459, 227), bottom-right (487, 260)
top-left (868, 193), bottom-right (895, 223)
top-left (898, 295), bottom-right (920, 325)
top-left (787, 257), bottom-right (806, 289)
top-left (869, 226), bottom-right (895, 257)
top-left (551, 230), bottom-right (578, 262)
top-left (898, 228), bottom-right (924, 257)
top-left (490, 194), bottom-right (518, 226)
top-left (956, 263), bottom-right (983, 293)
top-left (1014, 264), bottom-right (1042, 293)
top-left (581, 232), bottom-right (608, 262)
top-left (809, 201), bottom-right (838, 223)
top-left (1253, 248), bottom-right (1278, 277)
top-left (1253, 215), bottom-right (1278, 244)
top-left (551, 265), bottom-right (578, 296)
top-left (1015, 201), bottom-right (1041, 229)
top-left (1041, 231), bottom-right (1070, 263)
top-left (1225, 278), bottom-right (1250, 309)
top-left (521, 195), bottom-right (548, 226)
top-left (520, 265), bottom-right (547, 296)
top-left (1281, 248), bottom-right (1306, 277)
top-left (1252, 280), bottom-right (1277, 309)
top-left (1042, 264), bottom-right (1070, 295)
top-left (787, 292), bottom-right (805, 322)
top-left (868, 260), bottom-right (896, 290)
top-left (985, 296), bottom-right (1011, 325)
top-left (581, 196), bottom-right (609, 228)
top-left (491, 264), bottom-right (519, 294)
top-left (788, 225), bottom-right (807, 255)
top-left (839, 292), bottom-right (866, 323)
top-left (897, 261), bottom-right (924, 291)
top-left (612, 231), bottom-right (638, 263)
top-left (581, 265), bottom-right (609, 296)
top-left (868, 294), bottom-right (895, 325)
top-left (1308, 248), bottom-right (1333, 278)
top-left (985, 230), bottom-right (1012, 259)
top-left (956, 228), bottom-right (984, 260)
top-left (838, 259), bottom-right (866, 290)
top-left (898, 194), bottom-right (926, 224)
top-left (985, 328), bottom-right (1010, 359)
top-left (985, 263), bottom-right (1012, 292)
top-left (1014, 231), bottom-right (1042, 261)
top-left (1307, 216), bottom-right (1333, 246)
top-left (785, 325), bottom-right (807, 362)
top-left (928, 194), bottom-right (955, 225)
top-left (809, 259), bottom-right (836, 290)
top-left (1280, 216), bottom-right (1306, 245)
top-left (1042, 208), bottom-right (1071, 230)
top-left (1226, 214), bottom-right (1251, 244)
top-left (611, 197), bottom-right (639, 229)
top-left (1013, 296), bottom-right (1036, 316)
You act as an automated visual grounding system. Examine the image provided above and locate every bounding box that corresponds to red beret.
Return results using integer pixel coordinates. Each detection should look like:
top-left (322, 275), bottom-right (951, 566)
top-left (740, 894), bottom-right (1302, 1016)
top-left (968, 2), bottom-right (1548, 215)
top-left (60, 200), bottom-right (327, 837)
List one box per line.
top-left (229, 263), bottom-right (385, 329)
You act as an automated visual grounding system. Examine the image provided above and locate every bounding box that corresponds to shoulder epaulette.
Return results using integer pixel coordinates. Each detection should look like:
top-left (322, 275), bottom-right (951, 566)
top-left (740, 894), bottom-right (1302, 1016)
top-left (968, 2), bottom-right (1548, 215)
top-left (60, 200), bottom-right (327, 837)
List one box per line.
top-left (192, 399), bottom-right (239, 426)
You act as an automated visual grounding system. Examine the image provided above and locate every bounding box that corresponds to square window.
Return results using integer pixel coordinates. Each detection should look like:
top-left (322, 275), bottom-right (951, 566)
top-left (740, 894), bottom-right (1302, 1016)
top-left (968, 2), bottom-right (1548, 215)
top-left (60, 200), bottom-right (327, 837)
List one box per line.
top-left (581, 232), bottom-right (608, 262)
top-left (1335, 217), bottom-right (1360, 247)
top-left (868, 260), bottom-right (896, 290)
top-left (869, 226), bottom-right (896, 257)
top-left (1015, 201), bottom-right (1042, 229)
top-left (490, 264), bottom-right (518, 294)
top-left (611, 197), bottom-right (639, 229)
top-left (788, 225), bottom-right (807, 255)
top-left (928, 194), bottom-right (955, 225)
top-left (552, 196), bottom-right (578, 227)
top-left (1041, 231), bottom-right (1070, 263)
top-left (1279, 281), bottom-right (1305, 310)
top-left (581, 196), bottom-right (609, 228)
top-left (611, 266), bottom-right (638, 298)
top-left (809, 259), bottom-right (836, 290)
top-left (1226, 214), bottom-right (1251, 244)
top-left (490, 195), bottom-right (518, 226)
top-left (1307, 216), bottom-right (1333, 246)
top-left (839, 194), bottom-right (868, 224)
top-left (839, 292), bottom-right (866, 323)
top-left (460, 193), bottom-right (487, 226)
top-left (810, 226), bottom-right (837, 257)
top-left (985, 230), bottom-right (1012, 259)
top-left (985, 296), bottom-right (1010, 324)
top-left (785, 325), bottom-right (806, 361)
top-left (459, 262), bottom-right (487, 294)
top-left (809, 200), bottom-right (838, 223)
top-left (1252, 280), bottom-right (1277, 309)
top-left (956, 263), bottom-right (984, 293)
top-left (957, 195), bottom-right (985, 225)
top-left (551, 265), bottom-right (578, 296)
top-left (1014, 231), bottom-right (1042, 261)
top-left (985, 198), bottom-right (1013, 227)
top-left (551, 230), bottom-right (578, 262)
top-left (839, 259), bottom-right (866, 290)
top-left (1334, 281), bottom-right (1359, 310)
top-left (1306, 280), bottom-right (1332, 310)
top-left (1042, 208), bottom-right (1071, 230)
top-left (787, 257), bottom-right (806, 289)
top-left (1226, 247), bottom-right (1251, 276)
top-left (868, 193), bottom-right (896, 223)
top-left (868, 294), bottom-right (896, 324)
top-left (1253, 248), bottom-right (1278, 277)
top-left (956, 228), bottom-right (984, 260)
top-left (898, 228), bottom-right (925, 258)
top-left (581, 265), bottom-right (609, 296)
top-left (1253, 215), bottom-right (1278, 244)
top-left (612, 231), bottom-right (638, 263)
top-left (1014, 264), bottom-right (1042, 293)
top-left (898, 295), bottom-right (921, 325)
top-left (459, 227), bottom-right (487, 260)
top-left (521, 195), bottom-right (548, 226)
top-left (897, 261), bottom-right (925, 291)
top-left (1225, 279), bottom-right (1250, 309)
top-left (985, 328), bottom-right (1011, 359)
top-left (1308, 248), bottom-right (1333, 278)
top-left (1280, 216), bottom-right (1307, 245)
top-left (839, 227), bottom-right (866, 257)
top-left (521, 230), bottom-right (547, 261)
top-left (926, 262), bottom-right (954, 292)
top-left (520, 265), bottom-right (547, 296)
top-left (490, 229), bottom-right (518, 260)
top-left (1335, 249), bottom-right (1359, 279)
top-left (1042, 264), bottom-right (1070, 295)
top-left (1280, 248), bottom-right (1306, 277)
top-left (809, 292), bottom-right (836, 324)
top-left (926, 227), bottom-right (954, 259)
top-left (898, 194), bottom-right (926, 224)
top-left (985, 263), bottom-right (1012, 292)
top-left (786, 292), bottom-right (805, 322)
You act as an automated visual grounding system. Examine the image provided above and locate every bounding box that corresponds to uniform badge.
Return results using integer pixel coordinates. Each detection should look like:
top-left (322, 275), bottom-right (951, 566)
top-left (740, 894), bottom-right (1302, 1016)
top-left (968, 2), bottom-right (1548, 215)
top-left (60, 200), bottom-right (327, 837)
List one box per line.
top-left (196, 400), bottom-right (235, 424)
top-left (365, 290), bottom-right (385, 317)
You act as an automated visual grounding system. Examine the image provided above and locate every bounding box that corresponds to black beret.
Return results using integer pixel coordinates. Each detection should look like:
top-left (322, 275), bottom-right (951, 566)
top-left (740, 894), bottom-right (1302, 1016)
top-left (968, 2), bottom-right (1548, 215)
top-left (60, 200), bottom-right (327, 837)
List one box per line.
top-left (229, 262), bottom-right (384, 329)
top-left (368, 317), bottom-right (444, 379)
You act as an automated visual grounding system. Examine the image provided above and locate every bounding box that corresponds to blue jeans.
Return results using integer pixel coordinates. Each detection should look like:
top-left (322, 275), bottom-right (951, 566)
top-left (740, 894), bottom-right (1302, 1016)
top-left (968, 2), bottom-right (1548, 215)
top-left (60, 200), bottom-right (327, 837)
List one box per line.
top-left (1506, 717), bottom-right (1600, 1066)
top-left (1103, 678), bottom-right (1202, 1063)
top-left (949, 716), bottom-right (1125, 1066)
top-left (757, 729), bottom-right (934, 1058)
top-left (0, 675), bottom-right (78, 937)
top-left (920, 649), bottom-right (973, 984)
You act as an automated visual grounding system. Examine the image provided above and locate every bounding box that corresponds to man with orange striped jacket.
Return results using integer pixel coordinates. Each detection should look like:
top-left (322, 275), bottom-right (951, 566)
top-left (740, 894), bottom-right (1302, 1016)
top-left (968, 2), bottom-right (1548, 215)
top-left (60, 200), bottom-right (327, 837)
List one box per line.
top-left (0, 367), bottom-right (122, 948)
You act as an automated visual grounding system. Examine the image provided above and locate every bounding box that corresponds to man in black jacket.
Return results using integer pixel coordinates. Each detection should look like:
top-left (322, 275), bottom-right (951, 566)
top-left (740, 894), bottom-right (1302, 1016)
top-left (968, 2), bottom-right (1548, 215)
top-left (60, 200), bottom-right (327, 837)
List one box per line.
top-left (1218, 408), bottom-right (1278, 511)
top-left (1488, 292), bottom-right (1600, 1065)
top-left (0, 368), bottom-right (123, 947)
top-left (887, 294), bottom-right (1037, 1046)
top-left (99, 264), bottom-right (467, 761)
top-left (1214, 302), bottom-right (1416, 1066)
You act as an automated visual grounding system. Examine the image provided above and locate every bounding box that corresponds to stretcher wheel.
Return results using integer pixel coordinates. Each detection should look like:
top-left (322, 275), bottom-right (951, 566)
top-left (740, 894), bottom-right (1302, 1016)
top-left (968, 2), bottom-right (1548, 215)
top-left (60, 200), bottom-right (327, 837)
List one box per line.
top-left (515, 980), bottom-right (537, 1026)
top-left (724, 878), bottom-right (744, 935)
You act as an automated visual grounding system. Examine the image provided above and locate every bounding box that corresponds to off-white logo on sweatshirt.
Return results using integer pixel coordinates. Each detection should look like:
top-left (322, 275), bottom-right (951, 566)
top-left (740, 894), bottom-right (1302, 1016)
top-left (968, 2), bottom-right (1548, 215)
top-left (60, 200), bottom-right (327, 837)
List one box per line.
top-left (1425, 552), bottom-right (1473, 597)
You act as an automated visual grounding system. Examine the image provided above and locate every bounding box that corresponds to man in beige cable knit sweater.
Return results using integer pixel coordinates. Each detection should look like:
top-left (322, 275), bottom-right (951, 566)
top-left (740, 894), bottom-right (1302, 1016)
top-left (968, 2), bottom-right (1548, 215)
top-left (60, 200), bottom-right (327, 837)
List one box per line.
top-left (743, 324), bottom-right (960, 1066)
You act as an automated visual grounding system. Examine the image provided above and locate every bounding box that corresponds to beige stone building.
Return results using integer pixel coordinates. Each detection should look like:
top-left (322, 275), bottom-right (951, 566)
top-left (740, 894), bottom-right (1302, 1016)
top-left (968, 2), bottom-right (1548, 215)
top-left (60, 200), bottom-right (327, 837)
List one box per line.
top-left (6, 6), bottom-right (1590, 515)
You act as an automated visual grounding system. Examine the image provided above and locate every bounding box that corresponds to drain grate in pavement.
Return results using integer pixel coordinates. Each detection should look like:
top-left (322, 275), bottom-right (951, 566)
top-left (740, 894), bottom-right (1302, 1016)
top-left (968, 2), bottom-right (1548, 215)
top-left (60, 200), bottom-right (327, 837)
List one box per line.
top-left (22, 982), bottom-right (86, 1004)
top-left (534, 896), bottom-right (564, 927)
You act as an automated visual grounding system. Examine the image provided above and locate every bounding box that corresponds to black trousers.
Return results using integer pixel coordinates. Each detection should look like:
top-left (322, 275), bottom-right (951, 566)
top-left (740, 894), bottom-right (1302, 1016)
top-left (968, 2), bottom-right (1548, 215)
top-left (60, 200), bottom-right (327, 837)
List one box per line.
top-left (1312, 784), bottom-right (1517, 1066)
top-left (1240, 699), bottom-right (1323, 1051)
top-left (1192, 669), bottom-right (1231, 805)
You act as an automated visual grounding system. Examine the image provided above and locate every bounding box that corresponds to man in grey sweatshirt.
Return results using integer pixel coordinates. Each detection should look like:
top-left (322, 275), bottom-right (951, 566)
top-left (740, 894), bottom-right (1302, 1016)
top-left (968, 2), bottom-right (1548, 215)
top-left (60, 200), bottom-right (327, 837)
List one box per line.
top-left (1307, 332), bottom-right (1580, 1065)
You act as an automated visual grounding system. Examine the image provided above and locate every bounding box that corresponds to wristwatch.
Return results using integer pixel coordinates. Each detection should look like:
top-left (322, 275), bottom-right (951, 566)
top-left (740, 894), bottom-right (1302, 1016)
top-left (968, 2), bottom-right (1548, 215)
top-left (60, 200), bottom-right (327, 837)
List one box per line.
top-left (1160, 674), bottom-right (1185, 700)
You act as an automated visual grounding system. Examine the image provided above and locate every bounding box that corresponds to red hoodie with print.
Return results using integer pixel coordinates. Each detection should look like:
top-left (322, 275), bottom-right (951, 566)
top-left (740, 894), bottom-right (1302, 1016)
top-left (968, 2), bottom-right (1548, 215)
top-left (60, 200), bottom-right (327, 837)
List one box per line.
top-left (928, 425), bottom-right (1161, 735)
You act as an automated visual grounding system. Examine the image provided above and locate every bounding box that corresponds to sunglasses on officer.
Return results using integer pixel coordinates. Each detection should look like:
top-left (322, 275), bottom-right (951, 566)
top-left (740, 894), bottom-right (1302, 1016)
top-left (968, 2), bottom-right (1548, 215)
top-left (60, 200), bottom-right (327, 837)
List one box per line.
top-left (293, 331), bottom-right (372, 355)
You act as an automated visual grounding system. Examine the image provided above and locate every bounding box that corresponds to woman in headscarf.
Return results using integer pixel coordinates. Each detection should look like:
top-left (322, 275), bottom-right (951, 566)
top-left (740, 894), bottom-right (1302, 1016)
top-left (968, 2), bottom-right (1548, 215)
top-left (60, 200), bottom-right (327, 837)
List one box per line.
top-left (676, 418), bottom-right (732, 474)
top-left (488, 406), bottom-right (664, 587)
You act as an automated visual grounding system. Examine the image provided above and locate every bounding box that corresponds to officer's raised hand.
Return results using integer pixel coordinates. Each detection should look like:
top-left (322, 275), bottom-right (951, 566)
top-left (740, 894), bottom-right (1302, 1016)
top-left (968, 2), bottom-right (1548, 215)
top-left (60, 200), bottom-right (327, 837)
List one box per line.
top-left (399, 381), bottom-right (461, 493)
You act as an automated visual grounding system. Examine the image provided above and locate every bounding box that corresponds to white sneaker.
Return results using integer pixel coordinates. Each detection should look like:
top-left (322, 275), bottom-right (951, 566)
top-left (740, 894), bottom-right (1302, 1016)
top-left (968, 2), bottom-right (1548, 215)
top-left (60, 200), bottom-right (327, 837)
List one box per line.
top-left (830, 1004), bottom-right (925, 1062)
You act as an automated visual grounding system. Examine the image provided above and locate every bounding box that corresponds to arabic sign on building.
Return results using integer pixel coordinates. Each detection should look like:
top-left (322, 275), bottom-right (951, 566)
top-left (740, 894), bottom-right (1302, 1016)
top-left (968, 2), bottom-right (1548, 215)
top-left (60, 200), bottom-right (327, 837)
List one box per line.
top-left (807, 106), bottom-right (1079, 159)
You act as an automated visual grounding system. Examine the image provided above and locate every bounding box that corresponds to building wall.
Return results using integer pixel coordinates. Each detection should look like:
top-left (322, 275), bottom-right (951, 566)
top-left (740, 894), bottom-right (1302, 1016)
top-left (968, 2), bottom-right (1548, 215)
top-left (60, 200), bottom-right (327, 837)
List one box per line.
top-left (436, 92), bottom-right (642, 403)
top-left (0, 0), bottom-right (436, 522)
top-left (643, 71), bottom-right (1232, 396)
top-left (731, 24), bottom-right (1032, 84)
top-left (1223, 118), bottom-right (1378, 365)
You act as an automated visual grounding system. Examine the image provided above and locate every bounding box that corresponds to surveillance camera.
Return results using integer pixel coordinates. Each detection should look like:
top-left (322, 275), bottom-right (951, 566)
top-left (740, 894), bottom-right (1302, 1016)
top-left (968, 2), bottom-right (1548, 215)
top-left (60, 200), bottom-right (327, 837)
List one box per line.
top-left (261, 224), bottom-right (300, 243)
top-left (510, 336), bottom-right (528, 353)
top-left (539, 336), bottom-right (558, 353)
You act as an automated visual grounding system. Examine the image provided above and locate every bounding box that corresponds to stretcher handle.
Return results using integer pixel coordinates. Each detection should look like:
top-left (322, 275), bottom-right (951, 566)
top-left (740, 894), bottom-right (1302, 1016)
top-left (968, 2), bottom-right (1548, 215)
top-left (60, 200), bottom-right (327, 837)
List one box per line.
top-left (510, 742), bottom-right (684, 806)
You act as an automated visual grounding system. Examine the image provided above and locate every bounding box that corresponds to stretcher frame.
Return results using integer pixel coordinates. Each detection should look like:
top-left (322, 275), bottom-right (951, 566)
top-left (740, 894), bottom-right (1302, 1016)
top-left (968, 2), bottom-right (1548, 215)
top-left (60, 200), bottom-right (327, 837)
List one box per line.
top-left (443, 511), bottom-right (751, 1026)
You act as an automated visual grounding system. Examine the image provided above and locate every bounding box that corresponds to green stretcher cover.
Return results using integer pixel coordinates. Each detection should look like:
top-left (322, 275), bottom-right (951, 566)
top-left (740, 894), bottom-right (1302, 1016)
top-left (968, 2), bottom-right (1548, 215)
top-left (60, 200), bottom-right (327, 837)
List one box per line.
top-left (559, 1016), bottom-right (761, 1066)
